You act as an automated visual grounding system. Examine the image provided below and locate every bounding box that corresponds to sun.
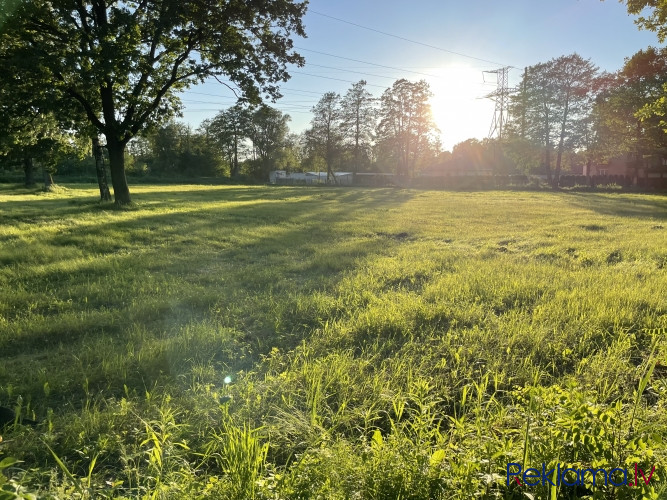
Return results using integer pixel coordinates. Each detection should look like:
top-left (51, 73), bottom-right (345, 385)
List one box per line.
top-left (426, 66), bottom-right (497, 151)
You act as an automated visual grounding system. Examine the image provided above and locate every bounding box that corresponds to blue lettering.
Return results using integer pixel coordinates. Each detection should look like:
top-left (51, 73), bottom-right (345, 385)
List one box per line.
top-left (608, 468), bottom-right (628, 487)
top-left (523, 468), bottom-right (540, 486)
top-left (541, 463), bottom-right (555, 487)
top-left (506, 463), bottom-right (522, 486)
top-left (562, 468), bottom-right (580, 486)
top-left (581, 468), bottom-right (608, 486)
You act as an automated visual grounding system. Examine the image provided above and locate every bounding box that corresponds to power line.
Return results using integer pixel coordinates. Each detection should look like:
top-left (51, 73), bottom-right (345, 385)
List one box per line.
top-left (281, 87), bottom-right (327, 96)
top-left (309, 9), bottom-right (514, 68)
top-left (187, 108), bottom-right (312, 114)
top-left (182, 97), bottom-right (316, 106)
top-left (305, 62), bottom-right (401, 81)
top-left (294, 47), bottom-right (444, 79)
top-left (184, 89), bottom-right (325, 100)
top-left (291, 70), bottom-right (390, 89)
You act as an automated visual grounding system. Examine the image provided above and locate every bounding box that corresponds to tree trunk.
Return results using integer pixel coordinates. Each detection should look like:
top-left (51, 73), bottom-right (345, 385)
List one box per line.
top-left (23, 155), bottom-right (35, 187)
top-left (353, 115), bottom-right (361, 185)
top-left (106, 137), bottom-right (132, 204)
top-left (353, 144), bottom-right (359, 185)
top-left (92, 137), bottom-right (112, 201)
top-left (554, 149), bottom-right (563, 189)
top-left (326, 160), bottom-right (336, 184)
top-left (543, 123), bottom-right (553, 186)
top-left (326, 144), bottom-right (337, 185)
top-left (544, 145), bottom-right (552, 186)
top-left (232, 135), bottom-right (239, 178)
top-left (553, 100), bottom-right (570, 189)
top-left (43, 166), bottom-right (53, 189)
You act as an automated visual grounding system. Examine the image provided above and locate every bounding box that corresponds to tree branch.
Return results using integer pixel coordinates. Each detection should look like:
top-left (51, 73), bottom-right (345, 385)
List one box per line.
top-left (63, 84), bottom-right (104, 130)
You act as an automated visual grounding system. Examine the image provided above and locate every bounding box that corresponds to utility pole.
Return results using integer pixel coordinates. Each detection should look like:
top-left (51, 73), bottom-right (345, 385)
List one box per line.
top-left (483, 66), bottom-right (511, 140)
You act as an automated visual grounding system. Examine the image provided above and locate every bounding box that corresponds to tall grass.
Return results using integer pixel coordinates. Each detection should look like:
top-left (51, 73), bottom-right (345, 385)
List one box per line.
top-left (0, 184), bottom-right (665, 498)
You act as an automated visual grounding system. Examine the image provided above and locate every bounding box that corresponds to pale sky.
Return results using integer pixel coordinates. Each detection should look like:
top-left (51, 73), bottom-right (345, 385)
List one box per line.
top-left (179, 0), bottom-right (663, 151)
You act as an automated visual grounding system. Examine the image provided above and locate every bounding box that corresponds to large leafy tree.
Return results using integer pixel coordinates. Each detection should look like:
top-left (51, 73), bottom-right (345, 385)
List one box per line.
top-left (207, 105), bottom-right (252, 178)
top-left (615, 0), bottom-right (667, 42)
top-left (0, 0), bottom-right (307, 204)
top-left (638, 83), bottom-right (667, 132)
top-left (247, 105), bottom-right (291, 179)
top-left (591, 47), bottom-right (667, 161)
top-left (509, 54), bottom-right (597, 187)
top-left (340, 80), bottom-right (376, 178)
top-left (0, 58), bottom-right (84, 188)
top-left (611, 2), bottom-right (667, 133)
top-left (377, 79), bottom-right (438, 178)
top-left (306, 92), bottom-right (343, 183)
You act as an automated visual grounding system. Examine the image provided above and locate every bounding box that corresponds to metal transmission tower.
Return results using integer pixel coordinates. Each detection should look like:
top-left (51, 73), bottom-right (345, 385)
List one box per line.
top-left (483, 66), bottom-right (511, 140)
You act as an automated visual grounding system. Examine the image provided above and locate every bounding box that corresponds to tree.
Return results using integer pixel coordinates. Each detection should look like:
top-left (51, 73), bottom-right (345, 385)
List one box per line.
top-left (340, 80), bottom-right (376, 180)
top-left (591, 47), bottom-right (667, 162)
top-left (0, 29), bottom-right (87, 189)
top-left (246, 105), bottom-right (291, 180)
top-left (0, 0), bottom-right (307, 204)
top-left (502, 136), bottom-right (544, 174)
top-left (614, 0), bottom-right (667, 42)
top-left (207, 105), bottom-right (252, 179)
top-left (281, 133), bottom-right (305, 172)
top-left (141, 121), bottom-right (223, 177)
top-left (146, 122), bottom-right (189, 174)
top-left (377, 79), bottom-right (439, 178)
top-left (638, 84), bottom-right (667, 132)
top-left (611, 2), bottom-right (667, 134)
top-left (307, 92), bottom-right (343, 183)
top-left (0, 93), bottom-right (84, 189)
top-left (180, 127), bottom-right (225, 177)
top-left (0, 108), bottom-right (63, 188)
top-left (509, 54), bottom-right (597, 187)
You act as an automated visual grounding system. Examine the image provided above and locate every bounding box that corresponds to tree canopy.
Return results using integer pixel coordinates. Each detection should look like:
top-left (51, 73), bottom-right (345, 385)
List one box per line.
top-left (508, 54), bottom-right (598, 187)
top-left (617, 0), bottom-right (667, 42)
top-left (340, 80), bottom-right (376, 176)
top-left (592, 47), bottom-right (667, 160)
top-left (307, 92), bottom-right (343, 183)
top-left (0, 0), bottom-right (307, 203)
top-left (377, 79), bottom-right (439, 178)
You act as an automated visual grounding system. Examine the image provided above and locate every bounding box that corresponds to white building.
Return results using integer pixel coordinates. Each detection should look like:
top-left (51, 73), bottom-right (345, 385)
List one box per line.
top-left (269, 171), bottom-right (353, 185)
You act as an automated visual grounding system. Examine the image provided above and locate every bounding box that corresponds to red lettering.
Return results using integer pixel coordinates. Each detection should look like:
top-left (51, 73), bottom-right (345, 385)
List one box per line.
top-left (638, 465), bottom-right (656, 485)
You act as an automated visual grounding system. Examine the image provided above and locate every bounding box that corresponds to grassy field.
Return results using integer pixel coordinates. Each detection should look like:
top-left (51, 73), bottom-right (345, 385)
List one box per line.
top-left (0, 183), bottom-right (666, 499)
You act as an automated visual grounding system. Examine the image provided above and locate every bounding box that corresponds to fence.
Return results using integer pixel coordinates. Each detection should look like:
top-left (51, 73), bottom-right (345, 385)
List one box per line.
top-left (271, 173), bottom-right (667, 190)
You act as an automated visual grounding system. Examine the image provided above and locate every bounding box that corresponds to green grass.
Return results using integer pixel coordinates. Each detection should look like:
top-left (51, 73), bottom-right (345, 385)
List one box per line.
top-left (0, 183), bottom-right (666, 499)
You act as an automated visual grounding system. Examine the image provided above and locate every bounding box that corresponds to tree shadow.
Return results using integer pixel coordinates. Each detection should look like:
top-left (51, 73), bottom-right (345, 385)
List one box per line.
top-left (0, 186), bottom-right (417, 354)
top-left (1, 185), bottom-right (421, 407)
top-left (564, 192), bottom-right (667, 220)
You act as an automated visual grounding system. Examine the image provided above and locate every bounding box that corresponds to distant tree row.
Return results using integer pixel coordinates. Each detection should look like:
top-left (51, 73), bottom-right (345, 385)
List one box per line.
top-left (123, 105), bottom-right (296, 181)
top-left (1, 1), bottom-right (665, 198)
top-left (0, 77), bottom-right (444, 185)
top-left (302, 79), bottom-right (440, 182)
top-left (502, 48), bottom-right (667, 188)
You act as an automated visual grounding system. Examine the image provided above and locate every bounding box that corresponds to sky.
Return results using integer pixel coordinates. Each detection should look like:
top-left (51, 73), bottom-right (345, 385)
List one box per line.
top-left (179, 0), bottom-right (663, 152)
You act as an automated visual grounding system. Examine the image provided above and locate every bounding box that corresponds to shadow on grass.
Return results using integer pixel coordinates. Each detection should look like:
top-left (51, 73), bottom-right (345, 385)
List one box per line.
top-left (0, 185), bottom-right (416, 223)
top-left (0, 187), bottom-right (416, 353)
top-left (0, 186), bottom-right (421, 408)
top-left (564, 192), bottom-right (667, 220)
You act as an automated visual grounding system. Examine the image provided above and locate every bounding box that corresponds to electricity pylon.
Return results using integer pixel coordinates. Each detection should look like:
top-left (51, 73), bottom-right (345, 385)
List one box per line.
top-left (483, 66), bottom-right (511, 140)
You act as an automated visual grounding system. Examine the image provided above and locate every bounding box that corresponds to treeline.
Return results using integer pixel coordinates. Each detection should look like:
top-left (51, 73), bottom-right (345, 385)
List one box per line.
top-left (0, 78), bottom-right (443, 185)
top-left (1, 52), bottom-right (666, 188)
top-left (502, 49), bottom-right (667, 188)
